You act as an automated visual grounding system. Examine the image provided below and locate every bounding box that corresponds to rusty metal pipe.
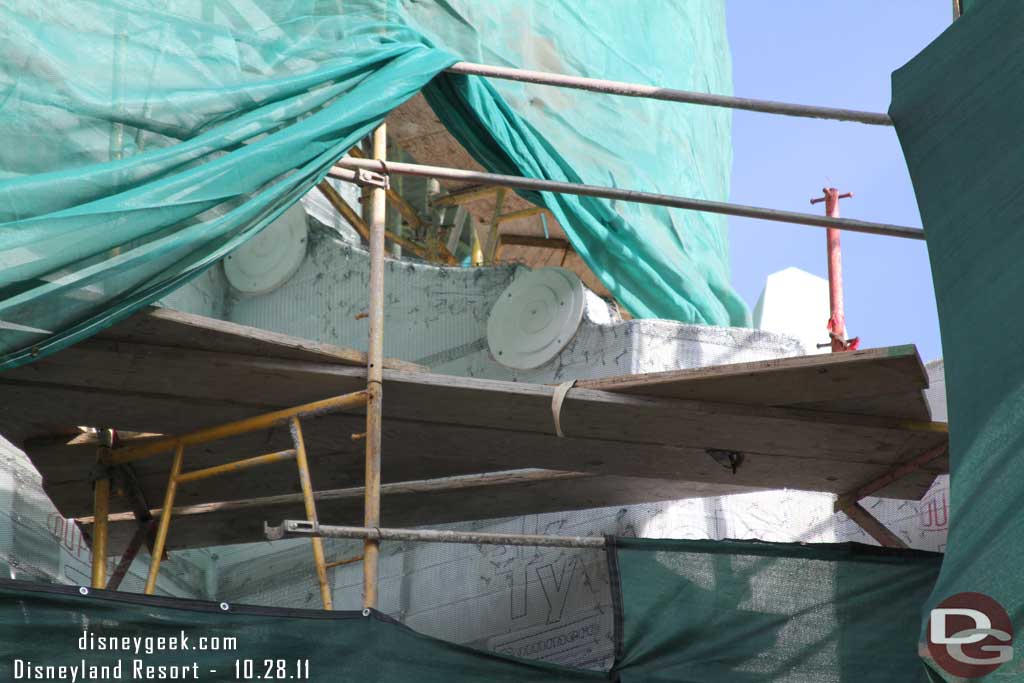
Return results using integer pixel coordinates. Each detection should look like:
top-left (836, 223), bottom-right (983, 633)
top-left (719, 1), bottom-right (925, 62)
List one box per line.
top-left (812, 188), bottom-right (857, 352)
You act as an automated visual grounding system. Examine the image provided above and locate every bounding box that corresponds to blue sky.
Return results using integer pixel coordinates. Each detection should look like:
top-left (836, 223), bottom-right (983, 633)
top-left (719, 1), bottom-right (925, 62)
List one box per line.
top-left (726, 3), bottom-right (952, 362)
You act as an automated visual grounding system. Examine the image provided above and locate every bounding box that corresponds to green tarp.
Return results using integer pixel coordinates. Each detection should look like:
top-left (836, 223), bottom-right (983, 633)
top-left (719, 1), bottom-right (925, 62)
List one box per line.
top-left (609, 538), bottom-right (942, 682)
top-left (0, 0), bottom-right (744, 370)
top-left (0, 580), bottom-right (605, 682)
top-left (889, 0), bottom-right (1024, 679)
top-left (408, 0), bottom-right (745, 328)
top-left (0, 539), bottom-right (942, 682)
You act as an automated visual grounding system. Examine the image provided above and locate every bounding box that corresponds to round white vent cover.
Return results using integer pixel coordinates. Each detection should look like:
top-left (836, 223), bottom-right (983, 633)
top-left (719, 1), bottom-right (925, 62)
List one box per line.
top-left (487, 267), bottom-right (585, 369)
top-left (224, 203), bottom-right (308, 295)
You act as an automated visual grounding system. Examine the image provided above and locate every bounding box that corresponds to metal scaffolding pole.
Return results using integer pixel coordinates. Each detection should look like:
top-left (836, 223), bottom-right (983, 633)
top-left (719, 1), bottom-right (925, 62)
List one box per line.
top-left (363, 124), bottom-right (387, 609)
top-left (331, 158), bottom-right (926, 241)
top-left (447, 61), bottom-right (893, 126)
top-left (89, 429), bottom-right (113, 589)
top-left (268, 520), bottom-right (608, 549)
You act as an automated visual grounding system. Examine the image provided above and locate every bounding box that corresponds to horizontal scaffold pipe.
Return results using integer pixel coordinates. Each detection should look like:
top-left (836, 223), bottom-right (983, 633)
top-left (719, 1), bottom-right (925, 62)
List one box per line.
top-left (447, 62), bottom-right (893, 126)
top-left (331, 159), bottom-right (926, 241)
top-left (267, 520), bottom-right (608, 549)
top-left (107, 391), bottom-right (369, 465)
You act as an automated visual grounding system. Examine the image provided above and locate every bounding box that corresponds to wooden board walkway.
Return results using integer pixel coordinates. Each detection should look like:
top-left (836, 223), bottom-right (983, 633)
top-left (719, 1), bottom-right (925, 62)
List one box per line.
top-left (0, 309), bottom-right (946, 553)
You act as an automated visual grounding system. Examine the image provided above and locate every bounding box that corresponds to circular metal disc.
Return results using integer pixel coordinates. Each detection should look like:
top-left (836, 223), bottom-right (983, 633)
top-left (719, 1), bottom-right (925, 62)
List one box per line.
top-left (224, 203), bottom-right (308, 295)
top-left (487, 267), bottom-right (585, 369)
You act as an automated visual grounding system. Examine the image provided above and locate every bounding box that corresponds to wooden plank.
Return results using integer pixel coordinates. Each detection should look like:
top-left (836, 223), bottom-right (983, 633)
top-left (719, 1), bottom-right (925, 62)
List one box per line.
top-left (842, 502), bottom-right (909, 548)
top-left (2, 343), bottom-right (945, 464)
top-left (498, 235), bottom-right (569, 251)
top-left (34, 415), bottom-right (944, 521)
top-left (834, 442), bottom-right (949, 511)
top-left (1, 341), bottom-right (947, 534)
top-left (97, 307), bottom-right (424, 373)
top-left (80, 470), bottom-right (759, 555)
top-left (577, 345), bottom-right (932, 420)
top-left (105, 521), bottom-right (152, 590)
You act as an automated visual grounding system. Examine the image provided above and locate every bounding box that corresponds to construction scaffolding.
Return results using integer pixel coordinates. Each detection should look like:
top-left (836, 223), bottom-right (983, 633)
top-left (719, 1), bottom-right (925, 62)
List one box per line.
top-left (25, 57), bottom-right (952, 611)
top-left (11, 2), bottom-right (1019, 680)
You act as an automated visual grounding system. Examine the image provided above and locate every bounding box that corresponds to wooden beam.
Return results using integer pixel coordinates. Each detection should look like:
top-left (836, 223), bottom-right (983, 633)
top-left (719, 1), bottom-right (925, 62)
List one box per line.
top-left (431, 184), bottom-right (505, 207)
top-left (113, 463), bottom-right (162, 560)
top-left (348, 146), bottom-right (426, 232)
top-left (484, 188), bottom-right (507, 263)
top-left (834, 442), bottom-right (949, 512)
top-left (498, 234), bottom-right (570, 251)
top-left (842, 501), bottom-right (908, 548)
top-left (496, 206), bottom-right (549, 224)
top-left (318, 180), bottom-right (371, 241)
top-left (105, 520), bottom-right (152, 591)
top-left (494, 234), bottom-right (570, 264)
top-left (318, 182), bottom-right (455, 265)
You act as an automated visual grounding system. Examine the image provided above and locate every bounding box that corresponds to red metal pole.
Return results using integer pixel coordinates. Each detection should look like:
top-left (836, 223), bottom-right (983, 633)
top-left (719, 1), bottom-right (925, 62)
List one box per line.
top-left (811, 188), bottom-right (858, 352)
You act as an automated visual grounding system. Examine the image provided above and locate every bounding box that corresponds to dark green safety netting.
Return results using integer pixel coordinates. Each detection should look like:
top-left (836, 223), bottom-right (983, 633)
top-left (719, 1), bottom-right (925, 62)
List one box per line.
top-left (0, 580), bottom-right (606, 682)
top-left (0, 0), bottom-right (744, 369)
top-left (608, 538), bottom-right (942, 682)
top-left (0, 538), bottom-right (942, 681)
top-left (889, 0), bottom-right (1024, 679)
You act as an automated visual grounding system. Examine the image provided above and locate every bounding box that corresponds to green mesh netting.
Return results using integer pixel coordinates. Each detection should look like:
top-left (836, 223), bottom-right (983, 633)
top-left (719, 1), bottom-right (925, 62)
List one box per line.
top-left (0, 539), bottom-right (944, 682)
top-left (889, 0), bottom-right (1024, 679)
top-left (0, 0), bottom-right (743, 370)
top-left (0, 580), bottom-right (605, 682)
top-left (405, 0), bottom-right (745, 328)
top-left (609, 538), bottom-right (942, 682)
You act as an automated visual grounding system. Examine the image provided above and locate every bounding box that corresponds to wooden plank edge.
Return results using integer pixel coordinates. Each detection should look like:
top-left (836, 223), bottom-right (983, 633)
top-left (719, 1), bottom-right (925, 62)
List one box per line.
top-left (98, 307), bottom-right (425, 373)
top-left (576, 344), bottom-right (926, 395)
top-left (834, 441), bottom-right (949, 510)
top-left (841, 501), bottom-right (909, 549)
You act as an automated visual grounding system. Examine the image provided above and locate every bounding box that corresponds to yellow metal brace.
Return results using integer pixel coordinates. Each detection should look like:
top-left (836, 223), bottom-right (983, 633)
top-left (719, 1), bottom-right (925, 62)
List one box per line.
top-left (95, 390), bottom-right (368, 607)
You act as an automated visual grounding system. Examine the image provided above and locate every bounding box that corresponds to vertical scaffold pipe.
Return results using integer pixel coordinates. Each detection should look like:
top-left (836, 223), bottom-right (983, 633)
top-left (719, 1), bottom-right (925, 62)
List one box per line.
top-left (363, 124), bottom-right (387, 609)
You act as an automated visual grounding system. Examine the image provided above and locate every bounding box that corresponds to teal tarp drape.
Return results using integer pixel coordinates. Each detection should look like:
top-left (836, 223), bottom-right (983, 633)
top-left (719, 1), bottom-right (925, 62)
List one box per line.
top-left (0, 539), bottom-right (943, 681)
top-left (0, 0), bottom-right (744, 369)
top-left (609, 538), bottom-right (941, 682)
top-left (889, 0), bottom-right (1024, 679)
top-left (0, 580), bottom-right (605, 682)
